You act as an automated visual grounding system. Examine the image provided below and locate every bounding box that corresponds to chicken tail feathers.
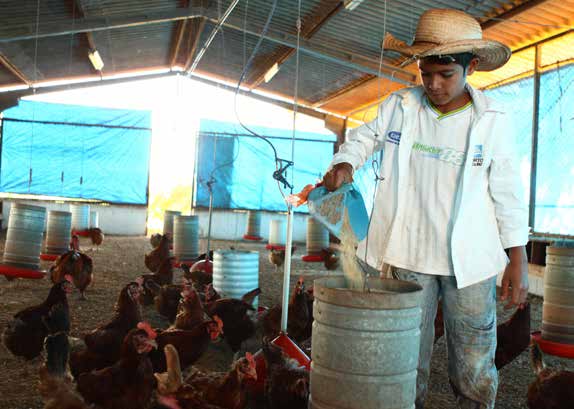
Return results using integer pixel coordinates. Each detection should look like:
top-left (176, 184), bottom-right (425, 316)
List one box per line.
top-left (241, 288), bottom-right (261, 306)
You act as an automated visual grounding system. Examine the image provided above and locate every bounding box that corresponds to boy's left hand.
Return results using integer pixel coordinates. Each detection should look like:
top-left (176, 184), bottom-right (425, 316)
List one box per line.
top-left (500, 246), bottom-right (529, 309)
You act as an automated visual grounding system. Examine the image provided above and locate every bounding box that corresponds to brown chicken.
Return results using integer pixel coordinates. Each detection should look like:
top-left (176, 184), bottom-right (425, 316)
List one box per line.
top-left (150, 233), bottom-right (163, 249)
top-left (70, 281), bottom-right (143, 378)
top-left (262, 340), bottom-right (310, 409)
top-left (86, 228), bottom-right (104, 250)
top-left (527, 342), bottom-right (574, 409)
top-left (2, 277), bottom-right (73, 360)
top-left (267, 247), bottom-right (296, 273)
top-left (141, 257), bottom-right (175, 305)
top-left (174, 284), bottom-right (208, 330)
top-left (205, 288), bottom-right (261, 352)
top-left (183, 253), bottom-right (214, 289)
top-left (77, 323), bottom-right (158, 409)
top-left (146, 278), bottom-right (193, 323)
top-left (261, 278), bottom-right (311, 342)
top-left (148, 317), bottom-right (224, 373)
top-left (495, 302), bottom-right (531, 370)
top-left (50, 250), bottom-right (93, 300)
top-left (145, 234), bottom-right (171, 272)
top-left (321, 248), bottom-right (339, 270)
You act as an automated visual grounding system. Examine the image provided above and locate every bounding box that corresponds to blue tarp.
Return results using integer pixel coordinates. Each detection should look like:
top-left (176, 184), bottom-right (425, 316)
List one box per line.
top-left (0, 100), bottom-right (152, 204)
top-left (196, 119), bottom-right (336, 212)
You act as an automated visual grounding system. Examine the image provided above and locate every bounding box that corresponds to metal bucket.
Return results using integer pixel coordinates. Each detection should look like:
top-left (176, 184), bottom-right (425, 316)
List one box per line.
top-left (245, 211), bottom-right (261, 237)
top-left (3, 203), bottom-right (47, 270)
top-left (70, 204), bottom-right (90, 230)
top-left (163, 210), bottom-right (182, 238)
top-left (213, 250), bottom-right (259, 308)
top-left (45, 211), bottom-right (72, 255)
top-left (268, 219), bottom-right (286, 246)
top-left (310, 277), bottom-right (423, 409)
top-left (173, 215), bottom-right (199, 264)
top-left (306, 217), bottom-right (329, 255)
top-left (542, 246), bottom-right (574, 344)
top-left (90, 211), bottom-right (99, 228)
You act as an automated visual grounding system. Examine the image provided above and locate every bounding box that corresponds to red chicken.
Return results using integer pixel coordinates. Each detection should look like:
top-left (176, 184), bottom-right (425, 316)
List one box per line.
top-left (267, 247), bottom-right (296, 273)
top-left (2, 277), bottom-right (73, 360)
top-left (149, 316), bottom-right (224, 373)
top-left (86, 227), bottom-right (104, 251)
top-left (77, 323), bottom-right (158, 409)
top-left (174, 284), bottom-right (208, 330)
top-left (50, 250), bottom-right (93, 300)
top-left (70, 281), bottom-right (143, 378)
top-left (262, 278), bottom-right (311, 342)
top-left (146, 278), bottom-right (194, 323)
top-left (141, 257), bottom-right (175, 305)
top-left (145, 234), bottom-right (171, 272)
top-left (527, 342), bottom-right (574, 409)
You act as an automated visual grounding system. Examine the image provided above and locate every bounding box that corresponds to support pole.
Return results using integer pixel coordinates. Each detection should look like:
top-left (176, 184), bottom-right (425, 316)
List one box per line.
top-left (529, 44), bottom-right (541, 229)
top-left (281, 205), bottom-right (294, 332)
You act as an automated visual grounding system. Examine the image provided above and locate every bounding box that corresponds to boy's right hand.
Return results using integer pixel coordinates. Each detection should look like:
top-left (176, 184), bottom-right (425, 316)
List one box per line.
top-left (322, 162), bottom-right (354, 192)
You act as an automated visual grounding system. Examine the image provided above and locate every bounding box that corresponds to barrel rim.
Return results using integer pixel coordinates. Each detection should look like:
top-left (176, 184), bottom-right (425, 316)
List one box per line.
top-left (547, 246), bottom-right (574, 255)
top-left (214, 249), bottom-right (259, 257)
top-left (11, 203), bottom-right (47, 212)
top-left (174, 215), bottom-right (198, 221)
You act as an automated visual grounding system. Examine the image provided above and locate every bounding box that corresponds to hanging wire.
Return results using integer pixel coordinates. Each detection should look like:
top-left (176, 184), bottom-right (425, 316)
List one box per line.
top-left (289, 0), bottom-right (303, 196)
top-left (28, 0), bottom-right (42, 193)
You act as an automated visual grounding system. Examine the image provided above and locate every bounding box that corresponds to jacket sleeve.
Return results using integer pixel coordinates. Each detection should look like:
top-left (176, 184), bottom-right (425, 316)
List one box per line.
top-left (488, 114), bottom-right (529, 249)
top-left (329, 97), bottom-right (392, 172)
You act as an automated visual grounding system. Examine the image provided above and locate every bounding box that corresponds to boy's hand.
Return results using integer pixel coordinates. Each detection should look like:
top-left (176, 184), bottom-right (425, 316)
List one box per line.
top-left (500, 246), bottom-right (529, 309)
top-left (322, 162), bottom-right (354, 192)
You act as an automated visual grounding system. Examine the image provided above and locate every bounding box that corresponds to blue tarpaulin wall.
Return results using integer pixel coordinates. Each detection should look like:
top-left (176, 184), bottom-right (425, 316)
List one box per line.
top-left (196, 119), bottom-right (335, 212)
top-left (0, 100), bottom-right (152, 204)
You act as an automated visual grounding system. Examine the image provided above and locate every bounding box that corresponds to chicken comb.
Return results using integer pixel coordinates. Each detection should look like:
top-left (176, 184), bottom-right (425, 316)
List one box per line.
top-left (213, 315), bottom-right (224, 332)
top-left (64, 274), bottom-right (73, 283)
top-left (245, 352), bottom-right (256, 368)
top-left (137, 322), bottom-right (157, 339)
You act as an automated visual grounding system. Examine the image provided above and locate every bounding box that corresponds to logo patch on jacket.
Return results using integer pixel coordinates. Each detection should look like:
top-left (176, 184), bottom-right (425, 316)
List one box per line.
top-left (387, 131), bottom-right (401, 145)
top-left (472, 144), bottom-right (483, 166)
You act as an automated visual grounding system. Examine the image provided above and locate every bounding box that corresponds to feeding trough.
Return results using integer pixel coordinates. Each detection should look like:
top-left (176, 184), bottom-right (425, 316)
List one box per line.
top-left (243, 211), bottom-right (263, 241)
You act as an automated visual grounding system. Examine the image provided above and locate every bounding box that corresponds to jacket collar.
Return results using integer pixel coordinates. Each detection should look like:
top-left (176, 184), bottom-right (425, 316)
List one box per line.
top-left (396, 84), bottom-right (504, 118)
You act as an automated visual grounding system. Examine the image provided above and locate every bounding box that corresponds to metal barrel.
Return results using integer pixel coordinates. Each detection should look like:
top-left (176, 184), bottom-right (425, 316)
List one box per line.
top-left (542, 246), bottom-right (574, 344)
top-left (310, 277), bottom-right (423, 409)
top-left (89, 211), bottom-right (99, 228)
top-left (245, 211), bottom-right (261, 237)
top-left (173, 215), bottom-right (199, 264)
top-left (163, 210), bottom-right (182, 238)
top-left (306, 217), bottom-right (329, 255)
top-left (45, 211), bottom-right (72, 255)
top-left (3, 203), bottom-right (47, 270)
top-left (70, 204), bottom-right (90, 230)
top-left (213, 250), bottom-right (259, 308)
top-left (269, 219), bottom-right (286, 246)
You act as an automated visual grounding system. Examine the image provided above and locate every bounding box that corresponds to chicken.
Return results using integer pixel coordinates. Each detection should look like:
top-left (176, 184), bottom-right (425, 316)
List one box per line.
top-left (149, 317), bottom-right (224, 373)
top-left (50, 250), bottom-right (93, 300)
top-left (202, 284), bottom-right (221, 304)
top-left (182, 253), bottom-right (214, 288)
top-left (150, 233), bottom-right (163, 249)
top-left (262, 278), bottom-right (311, 342)
top-left (495, 302), bottom-right (531, 370)
top-left (77, 323), bottom-right (158, 409)
top-left (70, 281), bottom-right (143, 378)
top-left (86, 228), bottom-right (104, 251)
top-left (180, 353), bottom-right (257, 409)
top-left (321, 248), bottom-right (339, 270)
top-left (146, 278), bottom-right (194, 323)
top-left (262, 340), bottom-right (309, 409)
top-left (205, 288), bottom-right (261, 352)
top-left (527, 342), bottom-right (574, 409)
top-left (145, 234), bottom-right (171, 272)
top-left (141, 257), bottom-right (175, 305)
top-left (2, 277), bottom-right (73, 360)
top-left (174, 284), bottom-right (208, 330)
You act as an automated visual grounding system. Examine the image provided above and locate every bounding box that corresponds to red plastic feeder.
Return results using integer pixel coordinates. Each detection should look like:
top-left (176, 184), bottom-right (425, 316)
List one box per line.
top-left (302, 254), bottom-right (324, 262)
top-left (72, 229), bottom-right (91, 237)
top-left (190, 259), bottom-right (213, 274)
top-left (531, 331), bottom-right (574, 359)
top-left (243, 234), bottom-right (263, 241)
top-left (0, 264), bottom-right (46, 279)
top-left (40, 253), bottom-right (60, 262)
top-left (246, 333), bottom-right (311, 395)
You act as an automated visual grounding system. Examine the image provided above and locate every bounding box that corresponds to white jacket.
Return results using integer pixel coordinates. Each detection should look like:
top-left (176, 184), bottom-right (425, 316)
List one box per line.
top-left (331, 85), bottom-right (529, 288)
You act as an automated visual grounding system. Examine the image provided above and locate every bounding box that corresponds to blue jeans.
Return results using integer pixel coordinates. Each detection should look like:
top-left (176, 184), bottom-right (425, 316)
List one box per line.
top-left (392, 268), bottom-right (498, 409)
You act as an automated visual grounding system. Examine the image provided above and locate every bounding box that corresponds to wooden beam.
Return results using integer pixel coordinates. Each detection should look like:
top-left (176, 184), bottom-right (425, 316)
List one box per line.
top-left (312, 75), bottom-right (375, 108)
top-left (75, 0), bottom-right (100, 73)
top-left (246, 1), bottom-right (345, 89)
top-left (169, 0), bottom-right (192, 68)
top-left (481, 0), bottom-right (550, 30)
top-left (183, 18), bottom-right (207, 71)
top-left (0, 53), bottom-right (31, 85)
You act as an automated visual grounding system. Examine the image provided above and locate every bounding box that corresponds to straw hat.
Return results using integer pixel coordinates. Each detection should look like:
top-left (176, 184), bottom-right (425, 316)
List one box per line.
top-left (383, 9), bottom-right (511, 71)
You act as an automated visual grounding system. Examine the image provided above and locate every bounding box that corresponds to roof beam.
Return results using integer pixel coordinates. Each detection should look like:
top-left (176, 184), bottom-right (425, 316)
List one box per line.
top-left (205, 11), bottom-right (417, 85)
top-left (312, 74), bottom-right (375, 108)
top-left (0, 53), bottom-right (31, 85)
top-left (481, 0), bottom-right (550, 30)
top-left (246, 0), bottom-right (345, 89)
top-left (0, 7), bottom-right (205, 42)
top-left (183, 18), bottom-right (207, 71)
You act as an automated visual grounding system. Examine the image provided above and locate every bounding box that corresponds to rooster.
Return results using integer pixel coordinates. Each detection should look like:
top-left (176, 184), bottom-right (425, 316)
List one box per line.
top-left (50, 250), bottom-right (93, 300)
top-left (527, 342), bottom-right (574, 409)
top-left (77, 323), bottom-right (158, 409)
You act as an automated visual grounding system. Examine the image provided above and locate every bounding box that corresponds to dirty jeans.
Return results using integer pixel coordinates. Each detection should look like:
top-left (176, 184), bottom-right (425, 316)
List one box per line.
top-left (392, 268), bottom-right (498, 409)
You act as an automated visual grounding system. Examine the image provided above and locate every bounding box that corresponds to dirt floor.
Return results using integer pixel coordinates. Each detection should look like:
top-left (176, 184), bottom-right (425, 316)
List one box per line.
top-left (0, 233), bottom-right (573, 409)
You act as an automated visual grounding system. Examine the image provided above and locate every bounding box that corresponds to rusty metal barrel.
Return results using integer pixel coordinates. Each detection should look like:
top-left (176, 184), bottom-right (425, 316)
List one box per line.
top-left (173, 215), bottom-right (199, 264)
top-left (309, 277), bottom-right (423, 409)
top-left (213, 250), bottom-right (259, 308)
top-left (542, 245), bottom-right (574, 344)
top-left (45, 210), bottom-right (72, 255)
top-left (245, 211), bottom-right (261, 238)
top-left (306, 217), bottom-right (329, 255)
top-left (70, 204), bottom-right (90, 230)
top-left (163, 210), bottom-right (181, 238)
top-left (3, 203), bottom-right (47, 270)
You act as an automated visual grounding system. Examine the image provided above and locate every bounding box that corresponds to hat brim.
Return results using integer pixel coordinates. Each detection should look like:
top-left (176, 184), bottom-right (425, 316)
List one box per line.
top-left (383, 33), bottom-right (511, 71)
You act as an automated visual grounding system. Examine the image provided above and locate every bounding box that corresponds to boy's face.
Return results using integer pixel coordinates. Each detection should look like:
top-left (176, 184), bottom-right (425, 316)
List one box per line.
top-left (418, 58), bottom-right (477, 108)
